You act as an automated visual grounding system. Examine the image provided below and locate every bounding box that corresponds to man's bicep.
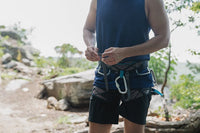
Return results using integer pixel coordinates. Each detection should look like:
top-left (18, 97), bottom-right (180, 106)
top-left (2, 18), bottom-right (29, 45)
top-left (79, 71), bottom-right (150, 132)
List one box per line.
top-left (148, 0), bottom-right (170, 36)
top-left (83, 0), bottom-right (97, 33)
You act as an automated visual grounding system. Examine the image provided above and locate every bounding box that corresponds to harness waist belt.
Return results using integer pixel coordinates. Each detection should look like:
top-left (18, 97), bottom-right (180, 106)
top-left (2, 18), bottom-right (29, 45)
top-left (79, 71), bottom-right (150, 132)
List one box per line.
top-left (98, 60), bottom-right (149, 94)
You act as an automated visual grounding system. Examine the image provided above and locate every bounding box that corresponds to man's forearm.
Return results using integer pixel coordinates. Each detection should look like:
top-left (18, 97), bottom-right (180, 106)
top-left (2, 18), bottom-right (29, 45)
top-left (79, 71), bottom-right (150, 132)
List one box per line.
top-left (122, 34), bottom-right (170, 58)
top-left (83, 29), bottom-right (96, 48)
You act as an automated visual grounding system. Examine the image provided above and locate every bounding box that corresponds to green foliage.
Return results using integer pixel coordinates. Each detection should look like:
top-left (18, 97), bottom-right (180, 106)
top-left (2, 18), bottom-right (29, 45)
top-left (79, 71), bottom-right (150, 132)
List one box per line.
top-left (0, 46), bottom-right (4, 58)
top-left (70, 57), bottom-right (97, 70)
top-left (55, 43), bottom-right (82, 68)
top-left (149, 48), bottom-right (177, 84)
top-left (191, 2), bottom-right (200, 13)
top-left (186, 49), bottom-right (200, 74)
top-left (164, 0), bottom-right (200, 34)
top-left (57, 116), bottom-right (71, 124)
top-left (186, 60), bottom-right (200, 74)
top-left (0, 25), bottom-right (5, 29)
top-left (170, 74), bottom-right (200, 109)
top-left (8, 22), bottom-right (33, 45)
top-left (60, 67), bottom-right (84, 76)
top-left (34, 56), bottom-right (58, 68)
top-left (1, 73), bottom-right (15, 80)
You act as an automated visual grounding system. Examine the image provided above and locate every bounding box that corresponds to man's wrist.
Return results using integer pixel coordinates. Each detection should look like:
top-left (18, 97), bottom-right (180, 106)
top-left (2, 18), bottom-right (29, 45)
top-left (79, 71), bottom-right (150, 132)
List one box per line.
top-left (121, 47), bottom-right (130, 58)
top-left (87, 44), bottom-right (95, 48)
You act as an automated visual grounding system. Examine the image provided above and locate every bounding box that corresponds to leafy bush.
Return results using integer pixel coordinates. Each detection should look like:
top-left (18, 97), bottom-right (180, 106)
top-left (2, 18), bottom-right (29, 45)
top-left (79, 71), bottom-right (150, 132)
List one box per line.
top-left (149, 48), bottom-right (177, 84)
top-left (34, 56), bottom-right (58, 68)
top-left (0, 46), bottom-right (4, 58)
top-left (170, 74), bottom-right (200, 109)
top-left (69, 57), bottom-right (97, 70)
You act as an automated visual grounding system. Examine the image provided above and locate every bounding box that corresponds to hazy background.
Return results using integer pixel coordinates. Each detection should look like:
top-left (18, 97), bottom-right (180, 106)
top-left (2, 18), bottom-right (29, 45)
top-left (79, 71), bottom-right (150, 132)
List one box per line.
top-left (0, 0), bottom-right (199, 62)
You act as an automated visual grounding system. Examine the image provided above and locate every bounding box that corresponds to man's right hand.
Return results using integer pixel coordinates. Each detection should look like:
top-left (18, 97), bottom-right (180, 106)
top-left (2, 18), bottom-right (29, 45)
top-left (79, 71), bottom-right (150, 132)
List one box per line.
top-left (85, 46), bottom-right (100, 61)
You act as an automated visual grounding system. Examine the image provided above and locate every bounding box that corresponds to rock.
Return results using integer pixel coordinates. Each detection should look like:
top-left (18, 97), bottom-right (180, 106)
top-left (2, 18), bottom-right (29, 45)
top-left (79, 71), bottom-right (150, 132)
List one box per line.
top-left (1, 44), bottom-right (39, 61)
top-left (14, 62), bottom-right (34, 74)
top-left (56, 99), bottom-right (70, 111)
top-left (41, 69), bottom-right (95, 107)
top-left (16, 75), bottom-right (32, 81)
top-left (22, 87), bottom-right (29, 92)
top-left (47, 96), bottom-right (58, 109)
top-left (2, 60), bottom-right (17, 69)
top-left (5, 79), bottom-right (29, 91)
top-left (35, 87), bottom-right (48, 99)
top-left (69, 115), bottom-right (88, 124)
top-left (2, 44), bottom-right (29, 61)
top-left (22, 45), bottom-right (40, 57)
top-left (1, 53), bottom-right (12, 64)
top-left (30, 61), bottom-right (37, 67)
top-left (22, 58), bottom-right (31, 66)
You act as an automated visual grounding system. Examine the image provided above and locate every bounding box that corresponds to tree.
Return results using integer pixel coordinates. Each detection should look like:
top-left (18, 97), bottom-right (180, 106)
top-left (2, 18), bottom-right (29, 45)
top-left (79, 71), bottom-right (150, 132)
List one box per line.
top-left (54, 43), bottom-right (82, 67)
top-left (150, 0), bottom-right (200, 121)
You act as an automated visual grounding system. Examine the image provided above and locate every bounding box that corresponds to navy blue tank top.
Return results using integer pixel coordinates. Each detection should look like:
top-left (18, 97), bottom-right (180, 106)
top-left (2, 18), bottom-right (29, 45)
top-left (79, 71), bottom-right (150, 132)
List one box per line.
top-left (94, 0), bottom-right (154, 89)
top-left (96, 0), bottom-right (151, 62)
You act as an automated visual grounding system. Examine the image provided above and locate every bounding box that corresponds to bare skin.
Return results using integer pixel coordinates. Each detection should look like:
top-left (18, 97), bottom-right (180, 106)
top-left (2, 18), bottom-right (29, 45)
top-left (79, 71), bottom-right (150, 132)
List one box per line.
top-left (83, 0), bottom-right (170, 132)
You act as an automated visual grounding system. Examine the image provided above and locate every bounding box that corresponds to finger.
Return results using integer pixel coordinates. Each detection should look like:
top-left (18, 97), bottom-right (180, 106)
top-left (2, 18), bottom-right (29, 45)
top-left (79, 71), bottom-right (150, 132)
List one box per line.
top-left (94, 47), bottom-right (99, 53)
top-left (102, 56), bottom-right (113, 64)
top-left (104, 47), bottom-right (113, 52)
top-left (102, 52), bottom-right (111, 58)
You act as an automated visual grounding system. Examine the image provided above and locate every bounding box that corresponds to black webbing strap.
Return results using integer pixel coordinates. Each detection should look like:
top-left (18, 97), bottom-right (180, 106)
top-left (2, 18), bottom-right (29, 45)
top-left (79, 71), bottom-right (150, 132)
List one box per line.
top-left (100, 61), bottom-right (109, 91)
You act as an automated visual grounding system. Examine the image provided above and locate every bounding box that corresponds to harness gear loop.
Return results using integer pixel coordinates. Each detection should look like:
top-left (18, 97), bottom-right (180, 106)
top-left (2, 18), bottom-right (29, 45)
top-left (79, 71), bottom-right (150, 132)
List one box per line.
top-left (150, 69), bottom-right (164, 97)
top-left (97, 63), bottom-right (111, 76)
top-left (136, 67), bottom-right (150, 76)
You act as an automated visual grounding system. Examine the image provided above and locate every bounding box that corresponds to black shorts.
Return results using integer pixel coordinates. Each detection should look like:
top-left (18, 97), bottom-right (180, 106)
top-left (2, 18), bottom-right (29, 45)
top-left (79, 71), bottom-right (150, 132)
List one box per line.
top-left (88, 86), bottom-right (152, 125)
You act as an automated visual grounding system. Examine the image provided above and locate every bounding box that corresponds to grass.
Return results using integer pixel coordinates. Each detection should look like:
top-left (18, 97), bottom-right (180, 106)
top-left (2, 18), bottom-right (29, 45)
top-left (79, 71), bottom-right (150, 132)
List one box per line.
top-left (1, 73), bottom-right (15, 80)
top-left (57, 115), bottom-right (72, 124)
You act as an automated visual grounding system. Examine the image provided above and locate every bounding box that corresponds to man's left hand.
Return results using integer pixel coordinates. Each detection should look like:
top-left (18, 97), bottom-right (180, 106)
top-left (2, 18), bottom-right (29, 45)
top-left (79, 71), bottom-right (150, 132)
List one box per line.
top-left (102, 47), bottom-right (126, 65)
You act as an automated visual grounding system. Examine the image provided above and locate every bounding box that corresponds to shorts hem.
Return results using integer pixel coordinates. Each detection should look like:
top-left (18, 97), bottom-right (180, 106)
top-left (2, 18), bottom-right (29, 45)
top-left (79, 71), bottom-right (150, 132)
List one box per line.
top-left (88, 118), bottom-right (119, 125)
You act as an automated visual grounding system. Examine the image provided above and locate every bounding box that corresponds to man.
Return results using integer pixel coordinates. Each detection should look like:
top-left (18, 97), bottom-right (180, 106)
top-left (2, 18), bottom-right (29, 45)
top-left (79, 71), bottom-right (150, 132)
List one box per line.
top-left (83, 0), bottom-right (170, 132)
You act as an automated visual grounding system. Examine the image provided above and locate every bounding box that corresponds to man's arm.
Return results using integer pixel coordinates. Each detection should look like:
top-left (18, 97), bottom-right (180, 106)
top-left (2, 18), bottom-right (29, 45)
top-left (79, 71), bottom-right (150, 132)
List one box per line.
top-left (102, 0), bottom-right (170, 65)
top-left (83, 0), bottom-right (100, 61)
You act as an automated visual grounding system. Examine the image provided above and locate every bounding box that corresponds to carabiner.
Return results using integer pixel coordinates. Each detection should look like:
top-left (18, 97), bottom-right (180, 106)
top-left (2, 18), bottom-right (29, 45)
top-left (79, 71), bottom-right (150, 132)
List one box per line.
top-left (115, 76), bottom-right (128, 94)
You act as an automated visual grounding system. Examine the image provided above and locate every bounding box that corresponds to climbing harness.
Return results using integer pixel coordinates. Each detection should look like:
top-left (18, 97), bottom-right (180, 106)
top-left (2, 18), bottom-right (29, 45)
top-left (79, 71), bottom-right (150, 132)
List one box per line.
top-left (97, 53), bottom-right (163, 101)
top-left (97, 53), bottom-right (148, 99)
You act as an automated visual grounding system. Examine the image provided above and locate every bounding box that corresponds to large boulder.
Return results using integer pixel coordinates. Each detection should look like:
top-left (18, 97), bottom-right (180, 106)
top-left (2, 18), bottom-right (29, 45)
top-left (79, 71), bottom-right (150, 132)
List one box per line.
top-left (1, 44), bottom-right (40, 62)
top-left (41, 69), bottom-right (95, 107)
top-left (2, 44), bottom-right (30, 61)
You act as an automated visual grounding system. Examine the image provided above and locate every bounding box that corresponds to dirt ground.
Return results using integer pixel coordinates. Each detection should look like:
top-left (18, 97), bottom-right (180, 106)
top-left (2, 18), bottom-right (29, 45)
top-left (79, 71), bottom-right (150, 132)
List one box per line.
top-left (0, 75), bottom-right (89, 133)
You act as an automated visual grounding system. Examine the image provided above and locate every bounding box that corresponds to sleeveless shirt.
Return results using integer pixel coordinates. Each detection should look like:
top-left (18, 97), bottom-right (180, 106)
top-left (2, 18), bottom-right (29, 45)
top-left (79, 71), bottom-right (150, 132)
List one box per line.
top-left (94, 0), bottom-right (154, 89)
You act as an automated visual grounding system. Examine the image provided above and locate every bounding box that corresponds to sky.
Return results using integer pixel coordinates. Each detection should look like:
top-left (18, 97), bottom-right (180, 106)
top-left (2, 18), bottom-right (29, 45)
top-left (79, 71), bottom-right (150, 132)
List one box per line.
top-left (0, 0), bottom-right (199, 63)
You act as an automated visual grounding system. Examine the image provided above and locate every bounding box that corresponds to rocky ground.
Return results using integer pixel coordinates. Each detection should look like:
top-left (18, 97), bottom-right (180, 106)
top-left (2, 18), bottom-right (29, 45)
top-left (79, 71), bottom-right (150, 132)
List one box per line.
top-left (0, 72), bottom-right (91, 133)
